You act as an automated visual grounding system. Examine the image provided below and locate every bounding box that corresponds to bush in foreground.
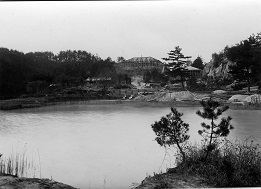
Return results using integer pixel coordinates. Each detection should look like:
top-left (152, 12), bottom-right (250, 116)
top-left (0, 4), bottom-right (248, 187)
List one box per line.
top-left (151, 99), bottom-right (261, 187)
top-left (173, 138), bottom-right (261, 187)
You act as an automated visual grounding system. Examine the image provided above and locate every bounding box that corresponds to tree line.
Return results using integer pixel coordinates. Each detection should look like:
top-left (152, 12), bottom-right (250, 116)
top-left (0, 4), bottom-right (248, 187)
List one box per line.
top-left (210, 32), bottom-right (261, 92)
top-left (0, 48), bottom-right (121, 99)
top-left (1, 32), bottom-right (260, 98)
top-left (161, 32), bottom-right (261, 92)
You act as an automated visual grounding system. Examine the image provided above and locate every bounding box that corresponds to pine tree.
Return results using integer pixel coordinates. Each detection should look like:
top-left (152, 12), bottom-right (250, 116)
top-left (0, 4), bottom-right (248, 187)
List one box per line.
top-left (196, 98), bottom-right (234, 161)
top-left (162, 46), bottom-right (191, 88)
top-left (151, 107), bottom-right (190, 162)
top-left (192, 56), bottom-right (204, 70)
top-left (226, 33), bottom-right (261, 93)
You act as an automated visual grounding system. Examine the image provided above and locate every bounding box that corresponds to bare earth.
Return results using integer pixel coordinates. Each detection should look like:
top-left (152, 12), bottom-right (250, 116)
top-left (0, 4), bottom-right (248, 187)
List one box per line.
top-left (0, 176), bottom-right (77, 189)
top-left (134, 172), bottom-right (215, 189)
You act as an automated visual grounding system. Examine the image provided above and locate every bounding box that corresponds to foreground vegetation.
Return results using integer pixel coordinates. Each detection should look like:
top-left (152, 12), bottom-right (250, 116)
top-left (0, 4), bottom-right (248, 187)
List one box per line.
top-left (151, 98), bottom-right (261, 187)
top-left (0, 151), bottom-right (37, 178)
top-left (173, 138), bottom-right (261, 187)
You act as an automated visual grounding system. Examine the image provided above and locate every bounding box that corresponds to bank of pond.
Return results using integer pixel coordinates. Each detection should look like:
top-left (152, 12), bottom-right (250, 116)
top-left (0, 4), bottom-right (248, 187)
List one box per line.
top-left (1, 97), bottom-right (261, 111)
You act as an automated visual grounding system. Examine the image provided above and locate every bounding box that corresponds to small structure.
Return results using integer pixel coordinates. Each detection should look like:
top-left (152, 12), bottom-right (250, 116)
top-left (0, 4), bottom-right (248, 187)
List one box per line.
top-left (183, 66), bottom-right (202, 79)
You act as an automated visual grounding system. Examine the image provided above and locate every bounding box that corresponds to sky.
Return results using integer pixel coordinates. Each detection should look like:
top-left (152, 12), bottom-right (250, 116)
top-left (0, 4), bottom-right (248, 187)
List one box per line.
top-left (0, 0), bottom-right (261, 63)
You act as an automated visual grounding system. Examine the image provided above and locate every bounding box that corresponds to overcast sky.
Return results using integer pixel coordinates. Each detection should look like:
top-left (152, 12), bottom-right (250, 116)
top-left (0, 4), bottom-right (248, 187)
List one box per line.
top-left (0, 1), bottom-right (260, 63)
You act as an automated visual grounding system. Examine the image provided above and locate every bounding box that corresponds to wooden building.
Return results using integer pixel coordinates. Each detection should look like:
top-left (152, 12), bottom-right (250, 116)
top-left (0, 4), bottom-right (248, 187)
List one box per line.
top-left (183, 66), bottom-right (202, 79)
top-left (115, 56), bottom-right (164, 76)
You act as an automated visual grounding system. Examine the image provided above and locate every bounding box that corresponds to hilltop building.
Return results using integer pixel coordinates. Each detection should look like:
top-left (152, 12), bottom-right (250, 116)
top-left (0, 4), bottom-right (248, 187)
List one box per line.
top-left (115, 56), bottom-right (164, 76)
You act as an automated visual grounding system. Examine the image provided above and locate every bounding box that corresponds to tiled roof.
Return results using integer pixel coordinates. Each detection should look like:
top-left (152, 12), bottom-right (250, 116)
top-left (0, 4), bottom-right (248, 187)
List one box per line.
top-left (185, 66), bottom-right (201, 71)
top-left (126, 57), bottom-right (162, 64)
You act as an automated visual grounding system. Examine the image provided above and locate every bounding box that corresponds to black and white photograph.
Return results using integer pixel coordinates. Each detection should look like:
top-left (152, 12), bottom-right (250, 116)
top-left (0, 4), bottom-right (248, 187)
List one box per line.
top-left (0, 1), bottom-right (261, 188)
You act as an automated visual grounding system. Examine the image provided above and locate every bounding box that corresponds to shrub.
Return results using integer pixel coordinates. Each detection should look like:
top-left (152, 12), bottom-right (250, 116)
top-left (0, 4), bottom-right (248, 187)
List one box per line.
top-left (174, 138), bottom-right (261, 187)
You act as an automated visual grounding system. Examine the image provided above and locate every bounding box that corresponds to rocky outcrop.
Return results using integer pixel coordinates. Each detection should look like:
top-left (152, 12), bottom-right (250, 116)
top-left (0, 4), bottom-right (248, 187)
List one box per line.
top-left (202, 58), bottom-right (235, 79)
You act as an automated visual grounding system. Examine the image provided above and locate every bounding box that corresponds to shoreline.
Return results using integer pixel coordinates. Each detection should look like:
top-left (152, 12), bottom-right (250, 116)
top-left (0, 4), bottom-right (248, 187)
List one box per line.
top-left (1, 98), bottom-right (261, 110)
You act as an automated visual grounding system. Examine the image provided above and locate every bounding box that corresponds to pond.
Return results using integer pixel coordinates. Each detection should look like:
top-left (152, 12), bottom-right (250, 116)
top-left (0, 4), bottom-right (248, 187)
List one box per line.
top-left (0, 104), bottom-right (260, 189)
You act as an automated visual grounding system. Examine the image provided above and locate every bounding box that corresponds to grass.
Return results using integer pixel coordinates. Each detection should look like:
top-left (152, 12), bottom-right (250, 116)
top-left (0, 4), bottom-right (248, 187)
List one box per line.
top-left (171, 138), bottom-right (261, 187)
top-left (0, 150), bottom-right (38, 178)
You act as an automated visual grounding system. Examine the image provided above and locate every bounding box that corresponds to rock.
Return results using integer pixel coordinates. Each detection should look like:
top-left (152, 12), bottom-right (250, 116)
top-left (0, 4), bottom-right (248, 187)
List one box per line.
top-left (244, 94), bottom-right (261, 104)
top-left (212, 90), bottom-right (227, 94)
top-left (227, 94), bottom-right (250, 102)
top-left (202, 58), bottom-right (235, 79)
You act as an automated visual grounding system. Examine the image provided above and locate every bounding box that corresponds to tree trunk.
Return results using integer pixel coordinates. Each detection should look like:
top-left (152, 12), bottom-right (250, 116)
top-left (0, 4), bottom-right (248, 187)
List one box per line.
top-left (205, 118), bottom-right (214, 161)
top-left (247, 76), bottom-right (251, 93)
top-left (176, 140), bottom-right (186, 162)
top-left (181, 80), bottom-right (184, 88)
top-left (173, 129), bottom-right (186, 162)
top-left (209, 118), bottom-right (214, 146)
top-left (180, 72), bottom-right (185, 88)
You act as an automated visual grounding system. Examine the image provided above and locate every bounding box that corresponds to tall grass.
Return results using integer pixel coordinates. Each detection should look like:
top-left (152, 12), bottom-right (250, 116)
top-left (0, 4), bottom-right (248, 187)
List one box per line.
top-left (0, 150), bottom-right (38, 178)
top-left (171, 138), bottom-right (261, 187)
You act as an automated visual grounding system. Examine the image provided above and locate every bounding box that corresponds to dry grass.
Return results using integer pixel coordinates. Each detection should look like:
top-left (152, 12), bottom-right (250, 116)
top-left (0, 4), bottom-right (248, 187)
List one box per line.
top-left (173, 138), bottom-right (261, 187)
top-left (0, 150), bottom-right (38, 178)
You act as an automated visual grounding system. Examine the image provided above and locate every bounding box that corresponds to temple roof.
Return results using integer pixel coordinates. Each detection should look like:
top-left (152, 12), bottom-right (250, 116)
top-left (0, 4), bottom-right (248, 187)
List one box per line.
top-left (185, 66), bottom-right (201, 71)
top-left (126, 56), bottom-right (162, 64)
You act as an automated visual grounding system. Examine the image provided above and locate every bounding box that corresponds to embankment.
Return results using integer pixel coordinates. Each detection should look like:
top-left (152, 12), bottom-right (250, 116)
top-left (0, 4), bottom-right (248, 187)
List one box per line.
top-left (134, 171), bottom-right (215, 189)
top-left (1, 98), bottom-right (261, 111)
top-left (45, 99), bottom-right (202, 108)
top-left (0, 175), bottom-right (77, 189)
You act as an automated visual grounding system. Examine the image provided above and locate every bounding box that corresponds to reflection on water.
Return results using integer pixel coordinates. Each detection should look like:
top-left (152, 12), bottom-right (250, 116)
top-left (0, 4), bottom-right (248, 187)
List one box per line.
top-left (0, 105), bottom-right (260, 189)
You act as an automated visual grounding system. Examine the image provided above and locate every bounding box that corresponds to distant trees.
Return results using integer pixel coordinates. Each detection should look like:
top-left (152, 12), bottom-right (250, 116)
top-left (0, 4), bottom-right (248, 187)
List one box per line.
top-left (143, 68), bottom-right (168, 83)
top-left (162, 46), bottom-right (191, 88)
top-left (0, 48), bottom-right (119, 98)
top-left (211, 51), bottom-right (225, 68)
top-left (116, 73), bottom-right (131, 86)
top-left (0, 48), bottom-right (32, 98)
top-left (192, 56), bottom-right (204, 70)
top-left (226, 33), bottom-right (261, 93)
top-left (116, 56), bottom-right (126, 63)
top-left (151, 108), bottom-right (190, 162)
top-left (26, 80), bottom-right (48, 94)
top-left (204, 32), bottom-right (261, 91)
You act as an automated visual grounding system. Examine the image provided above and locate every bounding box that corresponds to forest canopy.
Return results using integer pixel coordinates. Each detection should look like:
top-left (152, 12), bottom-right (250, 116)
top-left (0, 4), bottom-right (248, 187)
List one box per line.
top-left (0, 48), bottom-right (117, 98)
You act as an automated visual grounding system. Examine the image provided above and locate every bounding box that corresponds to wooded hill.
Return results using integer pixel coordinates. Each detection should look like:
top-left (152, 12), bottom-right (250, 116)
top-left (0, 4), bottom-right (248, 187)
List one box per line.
top-left (0, 48), bottom-right (117, 99)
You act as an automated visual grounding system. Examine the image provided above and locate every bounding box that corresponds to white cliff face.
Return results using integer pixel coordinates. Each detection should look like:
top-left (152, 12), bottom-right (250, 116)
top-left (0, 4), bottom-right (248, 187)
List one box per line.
top-left (202, 58), bottom-right (235, 79)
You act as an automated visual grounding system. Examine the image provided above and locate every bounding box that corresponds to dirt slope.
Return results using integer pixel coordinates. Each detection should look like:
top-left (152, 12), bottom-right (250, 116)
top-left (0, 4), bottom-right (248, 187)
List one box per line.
top-left (134, 172), bottom-right (214, 189)
top-left (0, 176), bottom-right (77, 189)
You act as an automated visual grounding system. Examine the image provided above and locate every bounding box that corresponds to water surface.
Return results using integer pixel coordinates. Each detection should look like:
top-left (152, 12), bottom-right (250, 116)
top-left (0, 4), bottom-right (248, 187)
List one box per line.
top-left (0, 104), bottom-right (260, 189)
